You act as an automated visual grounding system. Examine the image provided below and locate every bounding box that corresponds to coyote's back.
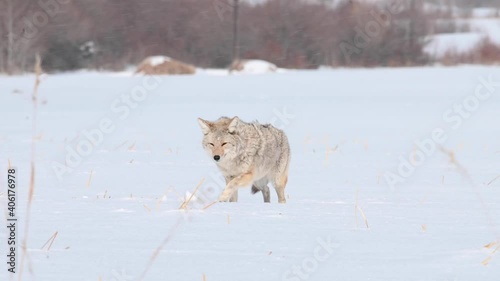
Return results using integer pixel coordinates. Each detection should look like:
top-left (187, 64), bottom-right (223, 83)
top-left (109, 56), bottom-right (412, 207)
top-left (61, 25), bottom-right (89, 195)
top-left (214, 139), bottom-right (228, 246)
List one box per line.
top-left (198, 116), bottom-right (290, 203)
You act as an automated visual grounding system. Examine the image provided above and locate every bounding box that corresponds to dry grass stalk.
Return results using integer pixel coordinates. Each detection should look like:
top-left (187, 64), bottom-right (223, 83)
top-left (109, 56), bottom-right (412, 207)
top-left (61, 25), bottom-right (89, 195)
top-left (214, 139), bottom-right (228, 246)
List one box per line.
top-left (113, 140), bottom-right (128, 151)
top-left (179, 178), bottom-right (204, 210)
top-left (202, 201), bottom-right (218, 210)
top-left (202, 274), bottom-right (207, 281)
top-left (155, 191), bottom-right (169, 211)
top-left (494, 245), bottom-right (500, 254)
top-left (487, 175), bottom-right (500, 186)
top-left (484, 241), bottom-right (498, 249)
top-left (137, 217), bottom-right (183, 281)
top-left (227, 214), bottom-right (231, 224)
top-left (439, 146), bottom-right (468, 175)
top-left (18, 54), bottom-right (42, 281)
top-left (8, 158), bottom-right (12, 169)
top-left (482, 256), bottom-right (492, 266)
top-left (168, 186), bottom-right (182, 200)
top-left (324, 144), bottom-right (338, 165)
top-left (420, 184), bottom-right (437, 204)
top-left (439, 147), bottom-right (500, 251)
top-left (357, 206), bottom-right (369, 229)
top-left (354, 189), bottom-right (369, 229)
top-left (481, 239), bottom-right (499, 265)
top-left (128, 142), bottom-right (136, 151)
top-left (354, 189), bottom-right (359, 229)
top-left (41, 231), bottom-right (59, 251)
top-left (143, 204), bottom-right (151, 212)
top-left (86, 170), bottom-right (94, 188)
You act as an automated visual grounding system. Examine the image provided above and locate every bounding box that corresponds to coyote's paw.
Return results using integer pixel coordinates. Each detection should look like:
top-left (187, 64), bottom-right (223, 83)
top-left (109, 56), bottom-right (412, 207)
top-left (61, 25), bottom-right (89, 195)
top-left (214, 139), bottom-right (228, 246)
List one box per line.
top-left (218, 192), bottom-right (232, 202)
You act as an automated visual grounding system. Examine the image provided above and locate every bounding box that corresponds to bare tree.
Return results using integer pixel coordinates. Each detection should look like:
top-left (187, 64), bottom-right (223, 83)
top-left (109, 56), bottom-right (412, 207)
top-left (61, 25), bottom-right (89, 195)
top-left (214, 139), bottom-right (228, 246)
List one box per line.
top-left (232, 0), bottom-right (240, 63)
top-left (3, 0), bottom-right (25, 73)
top-left (1, 0), bottom-right (40, 73)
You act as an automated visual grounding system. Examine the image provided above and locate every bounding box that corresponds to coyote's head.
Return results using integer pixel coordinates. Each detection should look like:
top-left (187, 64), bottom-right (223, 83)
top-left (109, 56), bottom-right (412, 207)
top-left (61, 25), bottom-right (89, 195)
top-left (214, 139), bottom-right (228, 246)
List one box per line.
top-left (197, 116), bottom-right (241, 163)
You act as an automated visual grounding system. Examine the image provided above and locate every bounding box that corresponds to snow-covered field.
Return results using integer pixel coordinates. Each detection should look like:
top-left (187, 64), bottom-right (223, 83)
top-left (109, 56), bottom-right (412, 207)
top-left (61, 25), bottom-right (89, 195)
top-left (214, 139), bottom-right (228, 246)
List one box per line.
top-left (1, 66), bottom-right (500, 281)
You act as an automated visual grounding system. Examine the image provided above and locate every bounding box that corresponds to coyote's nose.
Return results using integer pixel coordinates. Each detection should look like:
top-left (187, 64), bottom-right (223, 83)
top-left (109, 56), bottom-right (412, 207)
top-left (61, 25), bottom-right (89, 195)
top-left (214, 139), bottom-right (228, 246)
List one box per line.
top-left (213, 155), bottom-right (220, 161)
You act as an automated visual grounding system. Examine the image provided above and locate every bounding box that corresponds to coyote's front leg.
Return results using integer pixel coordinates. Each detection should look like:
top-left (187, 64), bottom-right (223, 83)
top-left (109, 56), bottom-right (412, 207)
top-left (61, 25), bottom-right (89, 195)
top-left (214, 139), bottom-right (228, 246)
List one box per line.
top-left (218, 171), bottom-right (254, 202)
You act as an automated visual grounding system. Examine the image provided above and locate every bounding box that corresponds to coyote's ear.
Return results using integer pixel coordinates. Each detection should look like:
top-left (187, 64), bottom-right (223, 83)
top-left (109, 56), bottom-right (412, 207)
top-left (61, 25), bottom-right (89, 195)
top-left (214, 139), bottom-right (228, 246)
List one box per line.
top-left (198, 118), bottom-right (212, 135)
top-left (228, 116), bottom-right (240, 134)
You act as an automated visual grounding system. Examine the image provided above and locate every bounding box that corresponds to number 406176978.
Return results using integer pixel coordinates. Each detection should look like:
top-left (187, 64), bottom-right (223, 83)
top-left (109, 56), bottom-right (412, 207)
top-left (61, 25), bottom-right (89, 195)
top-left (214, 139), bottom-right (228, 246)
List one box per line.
top-left (7, 169), bottom-right (16, 218)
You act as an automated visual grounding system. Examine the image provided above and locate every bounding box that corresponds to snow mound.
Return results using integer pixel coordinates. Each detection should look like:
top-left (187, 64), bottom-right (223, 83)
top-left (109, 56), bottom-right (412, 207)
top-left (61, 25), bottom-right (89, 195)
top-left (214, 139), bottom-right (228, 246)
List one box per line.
top-left (135, 56), bottom-right (196, 75)
top-left (148, 56), bottom-right (172, 67)
top-left (230, 59), bottom-right (278, 74)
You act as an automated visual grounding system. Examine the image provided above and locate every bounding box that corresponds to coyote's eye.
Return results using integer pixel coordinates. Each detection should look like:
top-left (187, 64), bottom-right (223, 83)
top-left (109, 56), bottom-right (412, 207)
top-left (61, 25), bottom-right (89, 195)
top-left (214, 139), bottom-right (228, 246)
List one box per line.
top-left (208, 143), bottom-right (214, 147)
top-left (221, 142), bottom-right (228, 146)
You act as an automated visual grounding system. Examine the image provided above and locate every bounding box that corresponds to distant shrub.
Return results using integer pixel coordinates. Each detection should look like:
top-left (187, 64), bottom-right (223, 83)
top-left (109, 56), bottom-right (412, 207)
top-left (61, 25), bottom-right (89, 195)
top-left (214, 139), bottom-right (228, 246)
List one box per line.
top-left (41, 39), bottom-right (84, 72)
top-left (440, 38), bottom-right (500, 65)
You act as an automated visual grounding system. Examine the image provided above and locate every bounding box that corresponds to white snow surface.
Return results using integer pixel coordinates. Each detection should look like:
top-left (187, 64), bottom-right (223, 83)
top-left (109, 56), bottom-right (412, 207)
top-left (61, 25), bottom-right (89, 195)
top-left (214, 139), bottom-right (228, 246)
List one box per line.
top-left (424, 32), bottom-right (486, 57)
top-left (236, 60), bottom-right (278, 74)
top-left (147, 56), bottom-right (172, 67)
top-left (1, 66), bottom-right (500, 281)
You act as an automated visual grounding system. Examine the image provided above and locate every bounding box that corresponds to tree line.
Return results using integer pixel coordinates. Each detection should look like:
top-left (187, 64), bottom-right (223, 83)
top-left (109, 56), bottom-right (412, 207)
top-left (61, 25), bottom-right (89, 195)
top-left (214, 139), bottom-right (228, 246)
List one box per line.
top-left (0, 0), bottom-right (443, 73)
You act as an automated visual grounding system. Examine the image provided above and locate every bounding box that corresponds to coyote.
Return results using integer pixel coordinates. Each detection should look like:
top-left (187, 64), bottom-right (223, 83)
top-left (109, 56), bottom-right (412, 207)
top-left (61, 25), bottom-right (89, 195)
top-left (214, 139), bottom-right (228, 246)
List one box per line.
top-left (198, 116), bottom-right (290, 203)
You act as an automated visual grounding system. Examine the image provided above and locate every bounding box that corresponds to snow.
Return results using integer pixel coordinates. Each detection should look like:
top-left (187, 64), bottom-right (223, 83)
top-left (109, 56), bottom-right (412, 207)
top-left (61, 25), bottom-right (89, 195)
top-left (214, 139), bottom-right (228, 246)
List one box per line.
top-left (236, 60), bottom-right (277, 74)
top-left (468, 18), bottom-right (500, 45)
top-left (195, 68), bottom-right (232, 76)
top-left (424, 32), bottom-right (486, 57)
top-left (147, 56), bottom-right (172, 67)
top-left (424, 5), bottom-right (500, 58)
top-left (472, 8), bottom-right (499, 18)
top-left (1, 66), bottom-right (500, 280)
top-left (425, 18), bottom-right (500, 58)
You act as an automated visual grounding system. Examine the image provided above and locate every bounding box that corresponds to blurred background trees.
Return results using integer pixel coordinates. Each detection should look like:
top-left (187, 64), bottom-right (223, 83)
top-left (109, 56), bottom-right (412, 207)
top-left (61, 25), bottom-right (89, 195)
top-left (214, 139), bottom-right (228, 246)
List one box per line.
top-left (0, 0), bottom-right (496, 73)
